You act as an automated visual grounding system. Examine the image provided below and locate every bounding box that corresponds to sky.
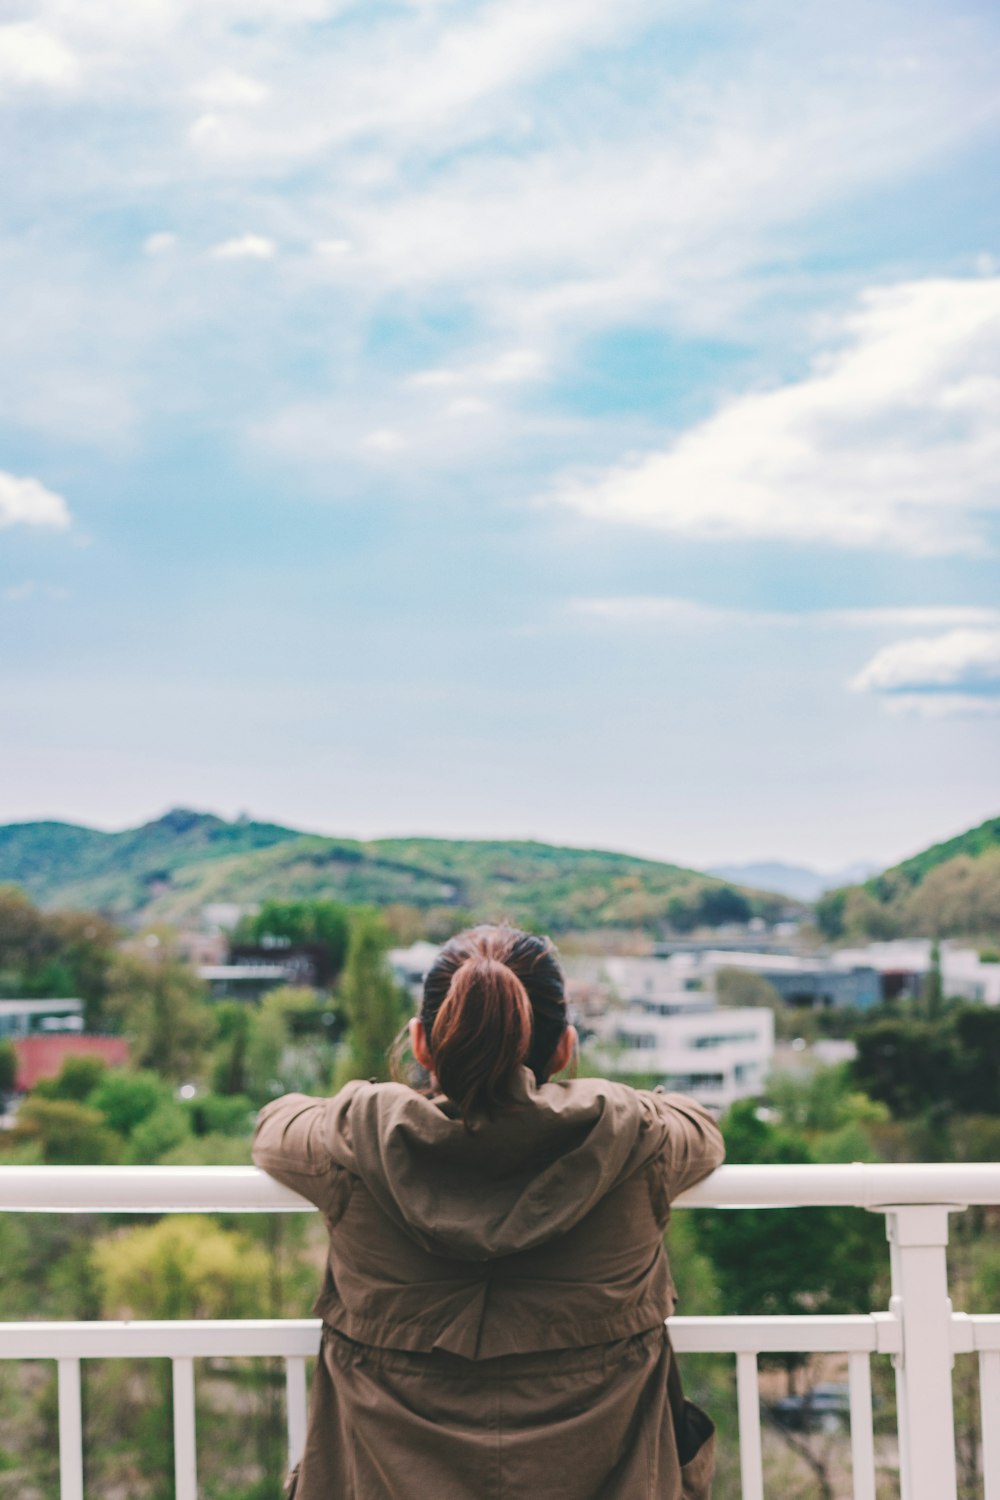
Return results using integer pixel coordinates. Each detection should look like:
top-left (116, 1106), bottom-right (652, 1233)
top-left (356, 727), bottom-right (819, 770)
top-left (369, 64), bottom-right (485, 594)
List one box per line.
top-left (1, 0), bottom-right (999, 872)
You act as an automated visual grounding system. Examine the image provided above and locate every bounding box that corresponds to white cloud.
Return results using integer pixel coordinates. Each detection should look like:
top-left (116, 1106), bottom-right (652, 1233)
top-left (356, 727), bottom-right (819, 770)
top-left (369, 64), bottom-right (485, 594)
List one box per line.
top-left (0, 472), bottom-right (71, 530)
top-left (209, 234), bottom-right (277, 260)
top-left (850, 629), bottom-right (1000, 704)
top-left (446, 396), bottom-right (491, 418)
top-left (2, 580), bottom-right (70, 603)
top-left (143, 232), bottom-right (178, 257)
top-left (0, 24), bottom-right (79, 88)
top-left (572, 598), bottom-right (1000, 631)
top-left (193, 69), bottom-right (270, 108)
top-left (361, 427), bottom-right (405, 453)
top-left (314, 238), bottom-right (352, 260)
top-left (550, 277), bottom-right (1000, 554)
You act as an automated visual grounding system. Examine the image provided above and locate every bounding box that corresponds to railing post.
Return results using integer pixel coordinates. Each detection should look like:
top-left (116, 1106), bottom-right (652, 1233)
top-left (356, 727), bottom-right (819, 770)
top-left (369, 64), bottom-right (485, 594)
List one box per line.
top-left (885, 1205), bottom-right (958, 1500)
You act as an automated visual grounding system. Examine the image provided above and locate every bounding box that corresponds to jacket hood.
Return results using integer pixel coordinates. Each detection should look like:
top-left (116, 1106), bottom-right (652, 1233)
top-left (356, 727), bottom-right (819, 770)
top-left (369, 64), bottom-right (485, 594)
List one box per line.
top-left (332, 1070), bottom-right (674, 1260)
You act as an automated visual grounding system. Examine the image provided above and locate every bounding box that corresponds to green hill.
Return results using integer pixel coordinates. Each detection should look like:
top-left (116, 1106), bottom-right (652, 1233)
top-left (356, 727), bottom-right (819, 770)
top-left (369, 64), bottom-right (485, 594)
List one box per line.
top-left (0, 808), bottom-right (785, 934)
top-left (817, 814), bottom-right (1000, 941)
top-left (889, 816), bottom-right (1000, 888)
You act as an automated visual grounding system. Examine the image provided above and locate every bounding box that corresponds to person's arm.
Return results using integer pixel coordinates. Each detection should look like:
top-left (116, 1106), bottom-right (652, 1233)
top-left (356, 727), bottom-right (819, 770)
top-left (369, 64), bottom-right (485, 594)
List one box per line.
top-left (252, 1086), bottom-right (361, 1222)
top-left (646, 1089), bottom-right (725, 1202)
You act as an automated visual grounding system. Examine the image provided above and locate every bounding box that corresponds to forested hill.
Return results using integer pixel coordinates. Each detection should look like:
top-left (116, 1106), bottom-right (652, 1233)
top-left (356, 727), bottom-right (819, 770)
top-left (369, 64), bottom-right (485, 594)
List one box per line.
top-left (0, 808), bottom-right (785, 933)
top-left (817, 814), bottom-right (1000, 941)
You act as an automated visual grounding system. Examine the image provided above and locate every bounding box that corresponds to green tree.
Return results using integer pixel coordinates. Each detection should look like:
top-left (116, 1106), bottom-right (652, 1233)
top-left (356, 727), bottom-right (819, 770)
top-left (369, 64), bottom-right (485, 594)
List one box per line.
top-left (697, 1101), bottom-right (882, 1329)
top-left (851, 1016), bottom-right (958, 1118)
top-left (105, 950), bottom-right (213, 1080)
top-left (89, 1069), bottom-right (171, 1134)
top-left (334, 910), bottom-right (410, 1086)
top-left (92, 1217), bottom-right (270, 1320)
top-left (244, 986), bottom-right (326, 1105)
top-left (922, 940), bottom-right (944, 1019)
top-left (235, 898), bottom-right (350, 983)
top-left (33, 1053), bottom-right (109, 1102)
top-left (0, 1040), bottom-right (16, 1096)
top-left (954, 1007), bottom-right (1000, 1115)
top-left (715, 967), bottom-right (782, 1010)
top-left (212, 1000), bottom-right (251, 1095)
top-left (11, 1097), bottom-right (122, 1164)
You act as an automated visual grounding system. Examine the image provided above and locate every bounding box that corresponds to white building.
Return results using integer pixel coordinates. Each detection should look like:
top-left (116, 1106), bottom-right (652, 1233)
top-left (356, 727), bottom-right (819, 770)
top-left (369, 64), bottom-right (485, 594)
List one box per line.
top-left (588, 959), bottom-right (774, 1111)
top-left (0, 998), bottom-right (85, 1038)
top-left (388, 941), bottom-right (442, 1001)
top-left (831, 940), bottom-right (1000, 1007)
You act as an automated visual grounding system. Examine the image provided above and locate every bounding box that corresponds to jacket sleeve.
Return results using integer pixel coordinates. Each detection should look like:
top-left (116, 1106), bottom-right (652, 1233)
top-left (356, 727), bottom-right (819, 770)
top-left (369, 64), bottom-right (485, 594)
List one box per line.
top-left (252, 1087), bottom-right (361, 1223)
top-left (645, 1090), bottom-right (725, 1204)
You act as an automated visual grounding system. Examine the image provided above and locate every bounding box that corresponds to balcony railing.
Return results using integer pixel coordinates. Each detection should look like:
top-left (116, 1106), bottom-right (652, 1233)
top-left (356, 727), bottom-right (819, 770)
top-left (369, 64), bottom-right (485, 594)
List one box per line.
top-left (2, 1161), bottom-right (1000, 1500)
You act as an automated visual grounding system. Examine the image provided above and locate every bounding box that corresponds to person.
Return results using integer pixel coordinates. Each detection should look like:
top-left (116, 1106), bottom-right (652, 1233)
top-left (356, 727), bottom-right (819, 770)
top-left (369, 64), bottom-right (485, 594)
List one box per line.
top-left (252, 924), bottom-right (725, 1499)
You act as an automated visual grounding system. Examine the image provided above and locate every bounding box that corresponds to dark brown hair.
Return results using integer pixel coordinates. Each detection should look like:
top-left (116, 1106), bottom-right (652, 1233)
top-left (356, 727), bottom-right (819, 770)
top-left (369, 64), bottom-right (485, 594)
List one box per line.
top-left (420, 925), bottom-right (568, 1123)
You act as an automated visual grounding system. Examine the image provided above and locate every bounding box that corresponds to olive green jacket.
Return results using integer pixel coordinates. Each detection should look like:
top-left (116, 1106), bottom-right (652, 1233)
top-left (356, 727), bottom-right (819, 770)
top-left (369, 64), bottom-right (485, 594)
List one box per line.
top-left (253, 1071), bottom-right (724, 1499)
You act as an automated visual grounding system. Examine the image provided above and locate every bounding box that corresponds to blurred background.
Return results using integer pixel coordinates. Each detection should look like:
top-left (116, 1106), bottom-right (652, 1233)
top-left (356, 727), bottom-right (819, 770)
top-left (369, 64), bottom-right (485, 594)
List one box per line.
top-left (1, 1), bottom-right (999, 1496)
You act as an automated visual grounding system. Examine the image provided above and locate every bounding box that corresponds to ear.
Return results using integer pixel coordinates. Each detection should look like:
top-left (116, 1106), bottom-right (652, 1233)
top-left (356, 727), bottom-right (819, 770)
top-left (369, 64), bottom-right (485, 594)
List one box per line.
top-left (547, 1024), bottom-right (578, 1079)
top-left (409, 1016), bottom-right (434, 1072)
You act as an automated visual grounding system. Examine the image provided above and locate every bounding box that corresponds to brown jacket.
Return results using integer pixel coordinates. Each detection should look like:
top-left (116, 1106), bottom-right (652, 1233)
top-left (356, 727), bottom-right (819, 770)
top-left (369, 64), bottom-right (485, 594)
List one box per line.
top-left (253, 1069), bottom-right (724, 1499)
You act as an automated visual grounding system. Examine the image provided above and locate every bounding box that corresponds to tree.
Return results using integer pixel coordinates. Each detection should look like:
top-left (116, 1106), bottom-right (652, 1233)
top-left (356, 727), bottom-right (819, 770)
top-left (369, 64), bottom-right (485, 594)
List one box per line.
top-left (33, 1053), bottom-right (109, 1102)
top-left (92, 1217), bottom-right (271, 1320)
top-left (11, 1097), bottom-right (122, 1164)
top-left (851, 1017), bottom-right (958, 1118)
top-left (0, 888), bottom-right (118, 1025)
top-left (89, 1069), bottom-right (171, 1135)
top-left (244, 985), bottom-right (327, 1105)
top-left (211, 1000), bottom-right (251, 1095)
top-left (715, 967), bottom-right (782, 1010)
top-left (922, 940), bottom-right (944, 1019)
top-left (235, 898), bottom-right (350, 984)
top-left (0, 1040), bottom-right (16, 1096)
top-left (334, 910), bottom-right (410, 1086)
top-left (105, 950), bottom-right (213, 1080)
top-left (697, 1101), bottom-right (882, 1337)
top-left (954, 1007), bottom-right (1000, 1115)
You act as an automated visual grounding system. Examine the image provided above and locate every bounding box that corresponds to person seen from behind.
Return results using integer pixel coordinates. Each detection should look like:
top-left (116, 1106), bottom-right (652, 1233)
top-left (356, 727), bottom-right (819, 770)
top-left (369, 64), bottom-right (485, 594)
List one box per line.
top-left (253, 924), bottom-right (725, 1499)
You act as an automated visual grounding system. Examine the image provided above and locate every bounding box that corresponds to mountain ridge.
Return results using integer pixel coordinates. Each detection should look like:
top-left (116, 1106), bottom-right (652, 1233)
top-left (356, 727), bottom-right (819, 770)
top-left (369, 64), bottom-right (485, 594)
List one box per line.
top-left (0, 807), bottom-right (790, 933)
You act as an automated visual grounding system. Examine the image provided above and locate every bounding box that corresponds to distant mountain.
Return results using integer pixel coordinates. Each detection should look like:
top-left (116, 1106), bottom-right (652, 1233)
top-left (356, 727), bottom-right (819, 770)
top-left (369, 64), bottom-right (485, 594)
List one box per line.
top-left (708, 860), bottom-right (877, 903)
top-left (0, 808), bottom-right (790, 933)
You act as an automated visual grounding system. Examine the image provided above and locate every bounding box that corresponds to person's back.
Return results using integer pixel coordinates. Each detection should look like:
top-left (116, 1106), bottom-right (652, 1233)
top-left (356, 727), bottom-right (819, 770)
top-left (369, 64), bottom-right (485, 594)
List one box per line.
top-left (253, 925), bottom-right (724, 1499)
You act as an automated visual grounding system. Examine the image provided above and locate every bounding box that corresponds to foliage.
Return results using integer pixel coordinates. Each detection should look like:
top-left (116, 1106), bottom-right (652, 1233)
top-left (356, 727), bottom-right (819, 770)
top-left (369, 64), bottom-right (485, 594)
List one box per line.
top-left (185, 1091), bottom-right (256, 1138)
top-left (243, 986), bottom-right (327, 1106)
top-left (211, 1000), bottom-right (251, 1095)
top-left (334, 910), bottom-right (410, 1086)
top-left (234, 898), bottom-right (350, 980)
top-left (92, 1217), bottom-right (270, 1320)
top-left (818, 817), bottom-right (1000, 941)
top-left (33, 1054), bottom-right (109, 1102)
top-left (104, 949), bottom-right (213, 1081)
top-left (697, 1100), bottom-right (883, 1322)
top-left (852, 1006), bottom-right (1000, 1118)
top-left (0, 885), bottom-right (118, 1025)
top-left (89, 1069), bottom-right (170, 1134)
top-left (10, 1097), bottom-right (121, 1164)
top-left (0, 1042), bottom-right (16, 1096)
top-left (715, 967), bottom-right (782, 1009)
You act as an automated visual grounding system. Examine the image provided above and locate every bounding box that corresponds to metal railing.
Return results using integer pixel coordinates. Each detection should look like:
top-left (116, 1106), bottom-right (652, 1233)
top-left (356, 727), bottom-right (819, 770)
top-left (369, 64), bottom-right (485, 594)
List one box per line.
top-left (2, 1161), bottom-right (1000, 1500)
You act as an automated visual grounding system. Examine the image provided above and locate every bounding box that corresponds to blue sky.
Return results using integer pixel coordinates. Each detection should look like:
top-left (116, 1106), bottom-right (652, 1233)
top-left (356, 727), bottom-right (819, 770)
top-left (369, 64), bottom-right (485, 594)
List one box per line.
top-left (2, 0), bottom-right (999, 870)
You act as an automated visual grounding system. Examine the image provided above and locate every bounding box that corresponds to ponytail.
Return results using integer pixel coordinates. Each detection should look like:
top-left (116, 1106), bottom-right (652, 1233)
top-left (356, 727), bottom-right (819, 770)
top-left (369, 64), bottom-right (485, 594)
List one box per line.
top-left (413, 925), bottom-right (568, 1124)
top-left (430, 955), bottom-right (534, 1123)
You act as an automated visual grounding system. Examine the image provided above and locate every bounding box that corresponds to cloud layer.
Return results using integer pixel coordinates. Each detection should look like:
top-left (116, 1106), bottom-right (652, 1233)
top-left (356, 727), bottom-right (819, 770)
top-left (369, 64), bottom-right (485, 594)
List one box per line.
top-left (551, 277), bottom-right (1000, 554)
top-left (851, 629), bottom-right (1000, 708)
top-left (0, 471), bottom-right (70, 529)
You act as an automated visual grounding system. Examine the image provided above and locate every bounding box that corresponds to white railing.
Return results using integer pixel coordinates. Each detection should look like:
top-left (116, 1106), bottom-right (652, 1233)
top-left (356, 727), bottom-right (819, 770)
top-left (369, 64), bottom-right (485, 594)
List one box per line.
top-left (2, 1162), bottom-right (1000, 1500)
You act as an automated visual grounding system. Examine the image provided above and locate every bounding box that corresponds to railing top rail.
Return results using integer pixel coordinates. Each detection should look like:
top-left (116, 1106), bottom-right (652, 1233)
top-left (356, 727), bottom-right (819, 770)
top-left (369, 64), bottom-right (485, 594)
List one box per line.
top-left (1, 1161), bottom-right (999, 1213)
